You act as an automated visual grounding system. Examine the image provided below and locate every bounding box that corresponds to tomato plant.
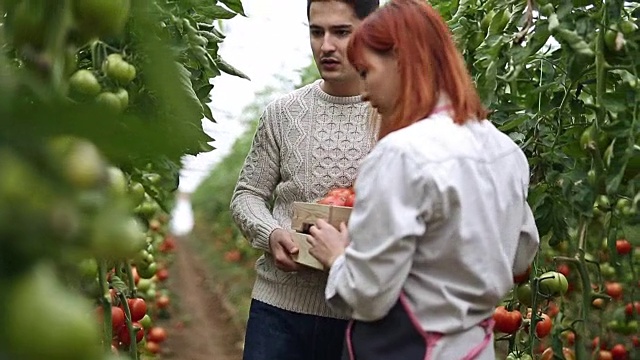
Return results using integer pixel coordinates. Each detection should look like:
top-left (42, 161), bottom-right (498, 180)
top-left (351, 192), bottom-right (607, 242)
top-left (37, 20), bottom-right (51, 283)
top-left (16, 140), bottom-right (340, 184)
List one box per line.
top-left (0, 0), bottom-right (246, 359)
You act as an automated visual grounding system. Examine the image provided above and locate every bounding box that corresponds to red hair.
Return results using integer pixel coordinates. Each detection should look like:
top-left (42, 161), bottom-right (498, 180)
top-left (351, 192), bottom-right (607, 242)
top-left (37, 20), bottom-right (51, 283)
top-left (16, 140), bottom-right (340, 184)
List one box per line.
top-left (347, 0), bottom-right (488, 139)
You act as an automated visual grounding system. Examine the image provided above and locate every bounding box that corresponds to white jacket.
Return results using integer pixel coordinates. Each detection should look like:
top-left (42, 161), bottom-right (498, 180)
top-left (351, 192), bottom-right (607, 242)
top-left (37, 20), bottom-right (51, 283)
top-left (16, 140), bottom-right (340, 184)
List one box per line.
top-left (326, 110), bottom-right (540, 334)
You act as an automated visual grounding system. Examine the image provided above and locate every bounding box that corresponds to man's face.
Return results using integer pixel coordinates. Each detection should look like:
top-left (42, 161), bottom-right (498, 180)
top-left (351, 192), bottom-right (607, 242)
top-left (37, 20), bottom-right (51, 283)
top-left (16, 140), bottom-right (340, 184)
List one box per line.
top-left (309, 1), bottom-right (362, 86)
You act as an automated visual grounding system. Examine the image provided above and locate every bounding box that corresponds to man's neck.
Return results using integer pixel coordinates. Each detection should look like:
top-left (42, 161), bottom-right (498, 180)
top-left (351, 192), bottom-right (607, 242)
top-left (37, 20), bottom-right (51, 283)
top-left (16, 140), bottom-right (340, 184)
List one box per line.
top-left (320, 79), bottom-right (363, 98)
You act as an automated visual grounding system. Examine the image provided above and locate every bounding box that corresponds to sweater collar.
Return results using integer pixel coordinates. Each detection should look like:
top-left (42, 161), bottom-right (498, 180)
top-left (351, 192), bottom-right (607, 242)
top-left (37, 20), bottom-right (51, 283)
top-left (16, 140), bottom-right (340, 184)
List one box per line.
top-left (312, 79), bottom-right (364, 105)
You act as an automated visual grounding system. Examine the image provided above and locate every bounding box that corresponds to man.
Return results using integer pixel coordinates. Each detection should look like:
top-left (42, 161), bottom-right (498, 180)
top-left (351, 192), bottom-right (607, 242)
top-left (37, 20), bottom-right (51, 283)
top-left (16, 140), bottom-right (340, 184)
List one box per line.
top-left (230, 1), bottom-right (379, 359)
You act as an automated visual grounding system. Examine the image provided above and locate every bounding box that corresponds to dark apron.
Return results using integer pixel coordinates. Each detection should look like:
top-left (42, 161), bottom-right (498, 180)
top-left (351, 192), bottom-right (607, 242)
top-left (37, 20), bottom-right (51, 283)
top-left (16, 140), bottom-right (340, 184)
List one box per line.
top-left (342, 294), bottom-right (494, 360)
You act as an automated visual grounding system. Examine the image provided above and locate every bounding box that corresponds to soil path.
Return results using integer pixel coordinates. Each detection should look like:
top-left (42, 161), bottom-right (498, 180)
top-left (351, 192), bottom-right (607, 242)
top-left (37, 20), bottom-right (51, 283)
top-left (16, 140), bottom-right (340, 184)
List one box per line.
top-left (159, 238), bottom-right (244, 360)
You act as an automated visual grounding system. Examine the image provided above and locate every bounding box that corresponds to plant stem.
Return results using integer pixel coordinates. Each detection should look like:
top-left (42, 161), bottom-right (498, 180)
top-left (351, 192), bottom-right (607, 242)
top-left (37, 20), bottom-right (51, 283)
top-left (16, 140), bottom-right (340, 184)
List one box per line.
top-left (97, 259), bottom-right (112, 353)
top-left (46, 0), bottom-right (74, 96)
top-left (124, 260), bottom-right (137, 298)
top-left (118, 292), bottom-right (139, 360)
top-left (574, 219), bottom-right (591, 360)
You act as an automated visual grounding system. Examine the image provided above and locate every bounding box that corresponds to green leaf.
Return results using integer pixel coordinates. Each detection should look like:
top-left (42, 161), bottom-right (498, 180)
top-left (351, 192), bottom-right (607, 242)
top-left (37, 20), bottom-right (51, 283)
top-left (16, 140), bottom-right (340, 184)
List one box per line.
top-left (215, 57), bottom-right (250, 80)
top-left (200, 5), bottom-right (238, 20)
top-left (176, 62), bottom-right (205, 114)
top-left (219, 0), bottom-right (246, 16)
top-left (203, 103), bottom-right (215, 122)
top-left (498, 114), bottom-right (529, 132)
top-left (110, 276), bottom-right (129, 294)
top-left (602, 92), bottom-right (627, 113)
top-left (196, 84), bottom-right (214, 100)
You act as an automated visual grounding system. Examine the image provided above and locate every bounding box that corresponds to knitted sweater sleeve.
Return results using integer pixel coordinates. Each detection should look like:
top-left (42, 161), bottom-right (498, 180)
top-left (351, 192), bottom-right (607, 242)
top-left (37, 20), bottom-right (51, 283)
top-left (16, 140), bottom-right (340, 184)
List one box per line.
top-left (230, 104), bottom-right (283, 252)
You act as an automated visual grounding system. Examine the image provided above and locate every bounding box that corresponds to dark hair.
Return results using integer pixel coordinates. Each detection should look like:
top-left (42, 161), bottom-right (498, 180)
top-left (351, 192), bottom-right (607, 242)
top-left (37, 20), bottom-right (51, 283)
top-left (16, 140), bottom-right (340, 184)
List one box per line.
top-left (347, 0), bottom-right (487, 139)
top-left (307, 0), bottom-right (379, 20)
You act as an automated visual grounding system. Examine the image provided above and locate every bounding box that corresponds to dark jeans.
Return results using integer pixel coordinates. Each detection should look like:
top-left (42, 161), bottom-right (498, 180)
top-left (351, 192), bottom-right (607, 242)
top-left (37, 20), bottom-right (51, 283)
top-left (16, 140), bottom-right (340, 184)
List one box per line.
top-left (242, 299), bottom-right (348, 360)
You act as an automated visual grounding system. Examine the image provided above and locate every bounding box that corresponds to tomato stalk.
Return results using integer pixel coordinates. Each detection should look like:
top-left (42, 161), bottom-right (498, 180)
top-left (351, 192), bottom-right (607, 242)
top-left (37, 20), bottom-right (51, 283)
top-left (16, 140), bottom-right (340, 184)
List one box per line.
top-left (118, 292), bottom-right (139, 360)
top-left (97, 259), bottom-right (113, 352)
top-left (124, 260), bottom-right (137, 298)
top-left (573, 219), bottom-right (591, 360)
top-left (595, 5), bottom-right (608, 128)
top-left (45, 0), bottom-right (75, 95)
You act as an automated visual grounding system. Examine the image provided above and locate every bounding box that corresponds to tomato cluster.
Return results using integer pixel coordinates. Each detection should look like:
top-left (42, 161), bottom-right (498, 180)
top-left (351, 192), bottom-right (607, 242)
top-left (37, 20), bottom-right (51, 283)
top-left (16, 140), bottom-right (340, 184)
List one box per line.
top-left (317, 187), bottom-right (356, 207)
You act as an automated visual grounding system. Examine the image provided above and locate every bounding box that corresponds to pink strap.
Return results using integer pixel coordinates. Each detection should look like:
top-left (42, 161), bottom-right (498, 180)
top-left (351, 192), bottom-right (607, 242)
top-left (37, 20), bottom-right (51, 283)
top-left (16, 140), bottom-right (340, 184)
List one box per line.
top-left (460, 318), bottom-right (495, 360)
top-left (345, 320), bottom-right (355, 360)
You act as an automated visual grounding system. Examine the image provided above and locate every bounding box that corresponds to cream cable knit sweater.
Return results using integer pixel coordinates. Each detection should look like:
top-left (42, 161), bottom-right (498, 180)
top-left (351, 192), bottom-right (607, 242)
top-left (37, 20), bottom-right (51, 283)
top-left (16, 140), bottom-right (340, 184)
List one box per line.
top-left (230, 79), bottom-right (376, 318)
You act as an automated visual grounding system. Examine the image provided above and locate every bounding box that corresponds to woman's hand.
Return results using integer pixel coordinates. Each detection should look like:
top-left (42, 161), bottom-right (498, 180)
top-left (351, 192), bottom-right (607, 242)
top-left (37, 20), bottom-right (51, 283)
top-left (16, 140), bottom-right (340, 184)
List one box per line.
top-left (308, 219), bottom-right (350, 268)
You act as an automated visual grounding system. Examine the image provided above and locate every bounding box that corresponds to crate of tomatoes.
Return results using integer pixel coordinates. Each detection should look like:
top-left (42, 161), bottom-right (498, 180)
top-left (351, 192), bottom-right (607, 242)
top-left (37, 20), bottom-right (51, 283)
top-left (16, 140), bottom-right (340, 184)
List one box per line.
top-left (289, 187), bottom-right (355, 270)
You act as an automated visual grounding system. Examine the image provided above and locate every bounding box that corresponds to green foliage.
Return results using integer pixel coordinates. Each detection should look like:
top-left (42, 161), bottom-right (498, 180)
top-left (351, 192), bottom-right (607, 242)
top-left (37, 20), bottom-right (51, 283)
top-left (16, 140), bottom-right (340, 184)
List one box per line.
top-left (0, 0), bottom-right (245, 357)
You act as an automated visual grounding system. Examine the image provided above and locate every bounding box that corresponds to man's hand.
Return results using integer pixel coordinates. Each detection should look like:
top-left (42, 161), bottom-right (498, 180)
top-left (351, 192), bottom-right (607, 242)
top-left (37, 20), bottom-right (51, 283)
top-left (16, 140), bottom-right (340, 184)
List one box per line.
top-left (269, 229), bottom-right (302, 272)
top-left (308, 219), bottom-right (350, 269)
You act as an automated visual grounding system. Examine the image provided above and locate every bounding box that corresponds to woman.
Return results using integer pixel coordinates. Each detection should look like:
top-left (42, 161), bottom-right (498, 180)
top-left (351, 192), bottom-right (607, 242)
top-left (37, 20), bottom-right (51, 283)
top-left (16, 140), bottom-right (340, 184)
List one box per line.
top-left (306, 0), bottom-right (540, 359)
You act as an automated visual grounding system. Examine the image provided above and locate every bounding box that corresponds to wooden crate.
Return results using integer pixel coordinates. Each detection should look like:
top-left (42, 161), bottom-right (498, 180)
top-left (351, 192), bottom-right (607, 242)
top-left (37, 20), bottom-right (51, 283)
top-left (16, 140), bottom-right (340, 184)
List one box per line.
top-left (289, 202), bottom-right (352, 271)
top-left (289, 231), bottom-right (324, 270)
top-left (291, 202), bottom-right (352, 233)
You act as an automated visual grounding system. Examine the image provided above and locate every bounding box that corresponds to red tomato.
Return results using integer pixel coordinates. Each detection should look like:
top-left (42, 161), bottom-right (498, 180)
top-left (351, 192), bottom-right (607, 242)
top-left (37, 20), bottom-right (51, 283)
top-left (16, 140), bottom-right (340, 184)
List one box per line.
top-left (126, 298), bottom-right (147, 322)
top-left (146, 340), bottom-right (161, 354)
top-left (592, 336), bottom-right (608, 350)
top-left (327, 188), bottom-right (352, 199)
top-left (131, 267), bottom-right (140, 285)
top-left (616, 239), bottom-right (632, 255)
top-left (563, 330), bottom-right (575, 346)
top-left (318, 195), bottom-right (347, 206)
top-left (556, 263), bottom-right (570, 277)
top-left (224, 249), bottom-right (242, 263)
top-left (147, 326), bottom-right (168, 343)
top-left (493, 306), bottom-right (522, 334)
top-left (624, 301), bottom-right (640, 316)
top-left (156, 268), bottom-right (169, 282)
top-left (117, 321), bottom-right (144, 346)
top-left (541, 347), bottom-right (576, 360)
top-left (535, 313), bottom-right (552, 338)
top-left (605, 282), bottom-right (623, 300)
top-left (598, 350), bottom-right (613, 360)
top-left (513, 265), bottom-right (531, 284)
top-left (546, 302), bottom-right (560, 318)
top-left (96, 306), bottom-right (126, 331)
top-left (156, 295), bottom-right (170, 309)
top-left (610, 344), bottom-right (627, 360)
top-left (344, 193), bottom-right (355, 207)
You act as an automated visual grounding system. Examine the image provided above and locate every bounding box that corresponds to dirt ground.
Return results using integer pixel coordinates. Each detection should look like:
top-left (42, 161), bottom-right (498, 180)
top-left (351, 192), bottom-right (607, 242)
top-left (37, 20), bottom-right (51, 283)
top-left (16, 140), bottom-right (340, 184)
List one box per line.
top-left (158, 239), bottom-right (245, 360)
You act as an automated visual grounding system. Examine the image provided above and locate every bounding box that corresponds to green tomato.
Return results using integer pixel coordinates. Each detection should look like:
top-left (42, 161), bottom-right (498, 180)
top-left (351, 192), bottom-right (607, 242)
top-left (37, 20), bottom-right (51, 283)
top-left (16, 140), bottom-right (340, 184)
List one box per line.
top-left (619, 20), bottom-right (638, 35)
top-left (139, 314), bottom-right (153, 329)
top-left (137, 262), bottom-right (157, 279)
top-left (91, 212), bottom-right (146, 259)
top-left (601, 263), bottom-right (616, 279)
top-left (69, 70), bottom-right (101, 96)
top-left (103, 55), bottom-right (136, 84)
top-left (96, 92), bottom-right (123, 113)
top-left (538, 271), bottom-right (569, 297)
top-left (128, 181), bottom-right (146, 206)
top-left (604, 30), bottom-right (621, 52)
top-left (73, 0), bottom-right (131, 38)
top-left (5, 264), bottom-right (102, 360)
top-left (107, 166), bottom-right (127, 195)
top-left (114, 88), bottom-right (129, 109)
top-left (62, 140), bottom-right (106, 189)
top-left (516, 283), bottom-right (533, 307)
top-left (136, 278), bottom-right (153, 292)
top-left (77, 258), bottom-right (98, 279)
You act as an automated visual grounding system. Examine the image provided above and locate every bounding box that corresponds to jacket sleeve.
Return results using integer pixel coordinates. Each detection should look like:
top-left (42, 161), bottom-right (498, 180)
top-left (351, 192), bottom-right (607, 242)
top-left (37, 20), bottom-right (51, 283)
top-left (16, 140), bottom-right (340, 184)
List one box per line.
top-left (512, 201), bottom-right (540, 276)
top-left (230, 105), bottom-right (283, 252)
top-left (325, 143), bottom-right (439, 321)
